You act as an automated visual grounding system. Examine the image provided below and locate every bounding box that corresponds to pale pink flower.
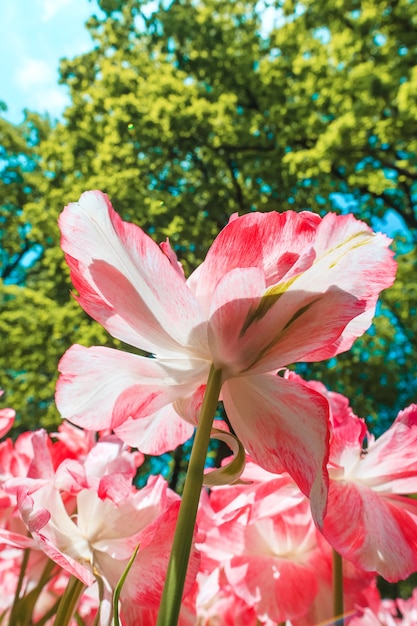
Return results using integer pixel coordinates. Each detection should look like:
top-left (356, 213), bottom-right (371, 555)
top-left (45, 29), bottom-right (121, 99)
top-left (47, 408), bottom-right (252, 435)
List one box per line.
top-left (200, 458), bottom-right (378, 625)
top-left (0, 424), bottom-right (109, 554)
top-left (326, 403), bottom-right (417, 581)
top-left (5, 430), bottom-right (198, 622)
top-left (287, 373), bottom-right (417, 581)
top-left (0, 390), bottom-right (15, 438)
top-left (0, 427), bottom-right (142, 624)
top-left (56, 191), bottom-right (396, 523)
top-left (196, 474), bottom-right (324, 623)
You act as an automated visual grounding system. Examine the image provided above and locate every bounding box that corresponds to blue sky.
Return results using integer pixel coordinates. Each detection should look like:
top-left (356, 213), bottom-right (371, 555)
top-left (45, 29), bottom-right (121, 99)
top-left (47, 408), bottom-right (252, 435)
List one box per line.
top-left (0, 0), bottom-right (280, 125)
top-left (0, 0), bottom-right (101, 124)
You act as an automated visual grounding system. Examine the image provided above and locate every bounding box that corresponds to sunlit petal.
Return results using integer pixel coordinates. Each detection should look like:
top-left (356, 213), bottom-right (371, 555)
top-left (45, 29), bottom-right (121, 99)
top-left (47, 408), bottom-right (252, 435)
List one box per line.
top-left (222, 373), bottom-right (329, 526)
top-left (56, 344), bottom-right (207, 431)
top-left (59, 191), bottom-right (207, 356)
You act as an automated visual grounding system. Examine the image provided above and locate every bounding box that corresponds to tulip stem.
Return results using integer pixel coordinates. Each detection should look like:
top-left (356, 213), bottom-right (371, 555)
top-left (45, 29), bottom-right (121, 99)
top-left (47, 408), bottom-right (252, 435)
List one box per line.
top-left (157, 365), bottom-right (223, 626)
top-left (54, 575), bottom-right (85, 626)
top-left (333, 548), bottom-right (344, 620)
top-left (8, 547), bottom-right (30, 625)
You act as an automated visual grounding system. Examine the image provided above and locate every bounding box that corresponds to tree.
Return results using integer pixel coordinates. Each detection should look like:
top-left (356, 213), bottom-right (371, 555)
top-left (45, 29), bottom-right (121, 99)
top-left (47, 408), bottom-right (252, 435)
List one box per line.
top-left (1, 0), bottom-right (416, 432)
top-left (0, 110), bottom-right (50, 285)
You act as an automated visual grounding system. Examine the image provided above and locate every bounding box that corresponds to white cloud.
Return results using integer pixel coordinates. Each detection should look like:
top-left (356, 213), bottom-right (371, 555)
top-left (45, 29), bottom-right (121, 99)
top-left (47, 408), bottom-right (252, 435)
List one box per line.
top-left (15, 58), bottom-right (56, 89)
top-left (1, 2), bottom-right (96, 122)
top-left (14, 58), bottom-right (69, 118)
top-left (40, 0), bottom-right (73, 22)
top-left (32, 87), bottom-right (70, 117)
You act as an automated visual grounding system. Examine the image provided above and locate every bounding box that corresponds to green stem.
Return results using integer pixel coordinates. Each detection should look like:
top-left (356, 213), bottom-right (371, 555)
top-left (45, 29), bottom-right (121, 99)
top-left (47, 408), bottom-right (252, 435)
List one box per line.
top-left (8, 548), bottom-right (30, 626)
top-left (34, 598), bottom-right (61, 626)
top-left (54, 575), bottom-right (85, 626)
top-left (156, 365), bottom-right (223, 626)
top-left (18, 558), bottom-right (57, 626)
top-left (332, 548), bottom-right (344, 621)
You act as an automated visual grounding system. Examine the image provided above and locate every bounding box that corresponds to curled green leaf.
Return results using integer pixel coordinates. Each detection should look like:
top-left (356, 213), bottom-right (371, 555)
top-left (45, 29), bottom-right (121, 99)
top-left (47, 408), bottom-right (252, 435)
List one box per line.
top-left (203, 428), bottom-right (246, 487)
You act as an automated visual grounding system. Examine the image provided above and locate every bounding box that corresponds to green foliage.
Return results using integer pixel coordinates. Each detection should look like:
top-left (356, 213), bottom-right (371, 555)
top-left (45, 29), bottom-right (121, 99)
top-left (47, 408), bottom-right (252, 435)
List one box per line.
top-left (0, 280), bottom-right (118, 432)
top-left (0, 0), bottom-right (416, 434)
top-left (0, 112), bottom-right (50, 285)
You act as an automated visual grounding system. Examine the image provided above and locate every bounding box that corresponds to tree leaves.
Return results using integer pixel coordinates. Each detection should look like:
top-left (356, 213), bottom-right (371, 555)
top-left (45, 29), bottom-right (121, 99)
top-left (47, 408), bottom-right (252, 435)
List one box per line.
top-left (1, 0), bottom-right (416, 432)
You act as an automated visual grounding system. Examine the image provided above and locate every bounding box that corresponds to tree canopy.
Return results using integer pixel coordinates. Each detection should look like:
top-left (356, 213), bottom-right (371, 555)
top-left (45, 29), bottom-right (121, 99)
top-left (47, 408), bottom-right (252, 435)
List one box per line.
top-left (1, 0), bottom-right (416, 434)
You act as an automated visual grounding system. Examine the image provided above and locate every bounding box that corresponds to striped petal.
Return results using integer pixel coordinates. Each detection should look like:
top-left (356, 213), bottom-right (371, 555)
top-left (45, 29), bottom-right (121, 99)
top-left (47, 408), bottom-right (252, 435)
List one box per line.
top-left (208, 265), bottom-right (364, 375)
top-left (222, 373), bottom-right (330, 527)
top-left (226, 553), bottom-right (318, 622)
top-left (59, 191), bottom-right (207, 356)
top-left (188, 210), bottom-right (320, 314)
top-left (323, 482), bottom-right (417, 581)
top-left (355, 404), bottom-right (417, 493)
top-left (293, 213), bottom-right (396, 359)
top-left (113, 404), bottom-right (195, 455)
top-left (56, 344), bottom-right (208, 431)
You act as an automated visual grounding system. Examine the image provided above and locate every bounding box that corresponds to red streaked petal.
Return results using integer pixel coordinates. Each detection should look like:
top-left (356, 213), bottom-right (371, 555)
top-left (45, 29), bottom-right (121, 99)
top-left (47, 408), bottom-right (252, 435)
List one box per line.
top-left (225, 553), bottom-right (318, 622)
top-left (352, 404), bottom-right (417, 493)
top-left (15, 486), bottom-right (95, 586)
top-left (59, 191), bottom-right (206, 356)
top-left (296, 213), bottom-right (396, 359)
top-left (210, 277), bottom-right (364, 375)
top-left (114, 404), bottom-right (194, 454)
top-left (98, 501), bottom-right (200, 613)
top-left (222, 373), bottom-right (329, 527)
top-left (188, 210), bottom-right (318, 314)
top-left (323, 482), bottom-right (417, 581)
top-left (56, 344), bottom-right (208, 431)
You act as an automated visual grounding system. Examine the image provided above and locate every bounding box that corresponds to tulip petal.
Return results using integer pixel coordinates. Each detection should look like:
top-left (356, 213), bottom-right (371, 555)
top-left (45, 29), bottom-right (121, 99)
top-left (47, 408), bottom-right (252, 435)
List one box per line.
top-left (323, 482), bottom-right (417, 581)
top-left (222, 373), bottom-right (329, 526)
top-left (188, 210), bottom-right (319, 313)
top-left (226, 554), bottom-right (319, 622)
top-left (356, 404), bottom-right (417, 493)
top-left (97, 501), bottom-right (200, 614)
top-left (16, 486), bottom-right (95, 585)
top-left (0, 407), bottom-right (15, 438)
top-left (208, 265), bottom-right (365, 374)
top-left (56, 344), bottom-right (208, 431)
top-left (294, 213), bottom-right (396, 359)
top-left (59, 191), bottom-right (207, 356)
top-left (113, 404), bottom-right (194, 455)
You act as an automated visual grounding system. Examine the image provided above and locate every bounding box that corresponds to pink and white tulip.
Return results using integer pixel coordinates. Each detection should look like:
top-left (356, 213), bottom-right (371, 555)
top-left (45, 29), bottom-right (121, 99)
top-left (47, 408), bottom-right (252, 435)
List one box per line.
top-left (325, 402), bottom-right (417, 581)
top-left (0, 389), bottom-right (15, 438)
top-left (199, 458), bottom-right (378, 625)
top-left (56, 191), bottom-right (396, 523)
top-left (195, 468), bottom-right (323, 622)
top-left (4, 430), bottom-right (199, 622)
top-left (287, 373), bottom-right (417, 581)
